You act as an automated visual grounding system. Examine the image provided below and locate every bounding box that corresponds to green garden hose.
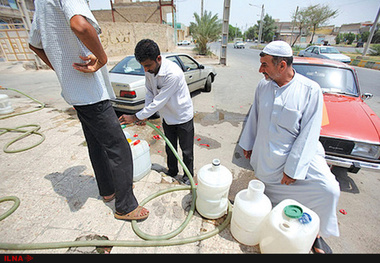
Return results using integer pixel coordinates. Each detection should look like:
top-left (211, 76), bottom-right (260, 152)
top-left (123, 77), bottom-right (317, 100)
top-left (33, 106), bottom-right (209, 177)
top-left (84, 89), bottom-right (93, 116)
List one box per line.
top-left (0, 196), bottom-right (20, 221)
top-left (0, 86), bottom-right (45, 153)
top-left (0, 106), bottom-right (232, 250)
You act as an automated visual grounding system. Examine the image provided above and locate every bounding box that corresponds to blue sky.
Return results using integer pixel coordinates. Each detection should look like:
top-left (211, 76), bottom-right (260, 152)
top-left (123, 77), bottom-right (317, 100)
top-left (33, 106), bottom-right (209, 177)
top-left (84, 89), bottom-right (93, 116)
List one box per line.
top-left (89, 0), bottom-right (379, 30)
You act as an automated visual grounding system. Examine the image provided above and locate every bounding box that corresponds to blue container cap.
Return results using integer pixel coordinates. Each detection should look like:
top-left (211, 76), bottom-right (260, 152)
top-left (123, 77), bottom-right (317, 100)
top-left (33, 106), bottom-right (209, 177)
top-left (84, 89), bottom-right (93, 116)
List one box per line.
top-left (299, 212), bottom-right (312, 224)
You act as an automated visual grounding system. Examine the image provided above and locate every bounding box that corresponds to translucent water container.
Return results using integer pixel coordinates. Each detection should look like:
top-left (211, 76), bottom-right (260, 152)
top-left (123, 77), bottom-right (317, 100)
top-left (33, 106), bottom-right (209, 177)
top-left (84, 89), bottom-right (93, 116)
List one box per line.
top-left (0, 94), bottom-right (14, 115)
top-left (259, 199), bottom-right (320, 253)
top-left (123, 129), bottom-right (132, 140)
top-left (128, 138), bottom-right (151, 181)
top-left (230, 180), bottom-right (272, 246)
top-left (196, 159), bottom-right (232, 219)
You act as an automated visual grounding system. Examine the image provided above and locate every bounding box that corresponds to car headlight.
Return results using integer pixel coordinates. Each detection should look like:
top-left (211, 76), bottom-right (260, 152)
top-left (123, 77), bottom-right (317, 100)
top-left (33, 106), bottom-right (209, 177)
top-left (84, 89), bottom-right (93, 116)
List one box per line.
top-left (351, 142), bottom-right (380, 159)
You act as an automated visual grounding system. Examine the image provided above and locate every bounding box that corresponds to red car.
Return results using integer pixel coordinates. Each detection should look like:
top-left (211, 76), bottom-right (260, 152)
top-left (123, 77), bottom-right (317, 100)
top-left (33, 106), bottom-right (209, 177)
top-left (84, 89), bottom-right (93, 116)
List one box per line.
top-left (293, 57), bottom-right (380, 173)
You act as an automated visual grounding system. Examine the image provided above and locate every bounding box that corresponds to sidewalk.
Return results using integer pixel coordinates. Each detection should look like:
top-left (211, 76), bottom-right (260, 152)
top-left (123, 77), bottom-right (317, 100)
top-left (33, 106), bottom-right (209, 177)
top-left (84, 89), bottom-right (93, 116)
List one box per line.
top-left (0, 66), bottom-right (257, 254)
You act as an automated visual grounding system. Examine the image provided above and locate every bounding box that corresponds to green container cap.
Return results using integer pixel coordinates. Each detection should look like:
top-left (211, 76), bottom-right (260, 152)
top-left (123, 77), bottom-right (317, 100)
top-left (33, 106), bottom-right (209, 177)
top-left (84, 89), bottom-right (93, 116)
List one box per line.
top-left (284, 205), bottom-right (303, 219)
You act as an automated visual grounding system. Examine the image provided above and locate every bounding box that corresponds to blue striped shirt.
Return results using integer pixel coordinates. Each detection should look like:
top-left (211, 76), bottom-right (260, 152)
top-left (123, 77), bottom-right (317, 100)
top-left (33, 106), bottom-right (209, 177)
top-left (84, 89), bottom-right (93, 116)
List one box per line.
top-left (29, 0), bottom-right (115, 106)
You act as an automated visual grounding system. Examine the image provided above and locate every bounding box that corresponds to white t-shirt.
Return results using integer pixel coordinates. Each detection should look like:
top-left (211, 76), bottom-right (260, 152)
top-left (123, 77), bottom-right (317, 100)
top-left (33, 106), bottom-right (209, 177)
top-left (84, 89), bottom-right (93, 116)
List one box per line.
top-left (136, 57), bottom-right (194, 125)
top-left (29, 0), bottom-right (115, 106)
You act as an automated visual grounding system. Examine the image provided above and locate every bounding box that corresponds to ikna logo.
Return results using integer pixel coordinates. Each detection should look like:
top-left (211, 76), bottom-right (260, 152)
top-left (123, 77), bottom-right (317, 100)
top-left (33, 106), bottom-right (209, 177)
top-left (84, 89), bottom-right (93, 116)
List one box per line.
top-left (3, 255), bottom-right (33, 262)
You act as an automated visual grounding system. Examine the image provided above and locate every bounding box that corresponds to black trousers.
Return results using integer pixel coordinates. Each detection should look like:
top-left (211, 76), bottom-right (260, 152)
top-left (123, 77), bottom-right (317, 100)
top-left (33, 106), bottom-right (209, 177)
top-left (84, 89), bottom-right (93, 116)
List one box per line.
top-left (162, 118), bottom-right (194, 178)
top-left (74, 100), bottom-right (138, 214)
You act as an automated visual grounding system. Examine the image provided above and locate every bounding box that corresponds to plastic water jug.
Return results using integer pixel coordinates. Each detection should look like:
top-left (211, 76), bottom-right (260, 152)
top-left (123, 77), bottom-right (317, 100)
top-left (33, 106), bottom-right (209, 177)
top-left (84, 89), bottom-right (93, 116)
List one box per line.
top-left (0, 94), bottom-right (14, 115)
top-left (128, 138), bottom-right (151, 181)
top-left (196, 159), bottom-right (232, 219)
top-left (123, 129), bottom-right (132, 140)
top-left (259, 199), bottom-right (320, 253)
top-left (230, 180), bottom-right (272, 246)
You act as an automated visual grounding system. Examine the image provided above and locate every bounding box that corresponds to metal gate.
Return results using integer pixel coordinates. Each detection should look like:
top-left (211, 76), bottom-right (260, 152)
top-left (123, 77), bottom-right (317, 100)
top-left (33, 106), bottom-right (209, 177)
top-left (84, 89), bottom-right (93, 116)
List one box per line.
top-left (0, 23), bottom-right (35, 62)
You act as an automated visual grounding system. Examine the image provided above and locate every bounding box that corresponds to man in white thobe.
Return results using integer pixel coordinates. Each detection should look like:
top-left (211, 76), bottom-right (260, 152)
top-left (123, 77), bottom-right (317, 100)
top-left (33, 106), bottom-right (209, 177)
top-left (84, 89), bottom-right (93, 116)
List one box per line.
top-left (239, 41), bottom-right (340, 254)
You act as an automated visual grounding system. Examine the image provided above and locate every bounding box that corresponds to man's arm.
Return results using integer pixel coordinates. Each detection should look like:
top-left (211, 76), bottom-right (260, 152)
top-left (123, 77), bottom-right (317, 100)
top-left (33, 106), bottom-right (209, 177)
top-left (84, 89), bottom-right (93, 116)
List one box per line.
top-left (28, 44), bottom-right (54, 70)
top-left (70, 15), bottom-right (107, 73)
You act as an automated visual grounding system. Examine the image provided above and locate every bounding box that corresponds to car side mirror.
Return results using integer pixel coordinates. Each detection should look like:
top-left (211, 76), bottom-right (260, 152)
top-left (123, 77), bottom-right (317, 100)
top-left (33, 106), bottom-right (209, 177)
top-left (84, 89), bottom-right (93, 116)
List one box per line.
top-left (199, 64), bottom-right (205, 69)
top-left (361, 93), bottom-right (373, 100)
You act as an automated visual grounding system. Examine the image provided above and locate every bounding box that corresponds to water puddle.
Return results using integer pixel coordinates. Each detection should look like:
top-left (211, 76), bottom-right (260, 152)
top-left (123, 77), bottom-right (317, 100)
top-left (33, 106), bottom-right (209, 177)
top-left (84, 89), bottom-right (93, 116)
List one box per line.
top-left (194, 110), bottom-right (247, 127)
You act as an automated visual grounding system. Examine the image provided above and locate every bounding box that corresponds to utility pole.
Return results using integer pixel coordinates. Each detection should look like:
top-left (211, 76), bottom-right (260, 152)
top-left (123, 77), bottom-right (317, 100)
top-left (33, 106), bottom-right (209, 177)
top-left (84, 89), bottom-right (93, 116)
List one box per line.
top-left (201, 0), bottom-right (204, 17)
top-left (174, 0), bottom-right (177, 45)
top-left (290, 6), bottom-right (299, 46)
top-left (220, 0), bottom-right (230, 65)
top-left (110, 0), bottom-right (115, 22)
top-left (362, 5), bottom-right (380, 57)
top-left (258, 4), bottom-right (264, 44)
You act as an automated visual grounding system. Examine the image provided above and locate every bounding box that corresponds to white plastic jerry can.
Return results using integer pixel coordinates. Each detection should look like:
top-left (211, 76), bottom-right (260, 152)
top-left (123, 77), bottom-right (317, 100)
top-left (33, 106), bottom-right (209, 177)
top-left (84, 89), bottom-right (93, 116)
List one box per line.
top-left (128, 138), bottom-right (151, 182)
top-left (0, 94), bottom-right (14, 115)
top-left (259, 199), bottom-right (320, 253)
top-left (230, 180), bottom-right (272, 246)
top-left (196, 159), bottom-right (232, 219)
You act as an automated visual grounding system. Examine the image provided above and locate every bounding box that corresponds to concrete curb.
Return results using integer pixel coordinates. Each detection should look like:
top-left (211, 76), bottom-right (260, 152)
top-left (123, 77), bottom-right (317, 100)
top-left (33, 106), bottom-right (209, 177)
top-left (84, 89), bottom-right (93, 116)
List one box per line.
top-left (350, 59), bottom-right (380, 70)
top-left (292, 51), bottom-right (380, 71)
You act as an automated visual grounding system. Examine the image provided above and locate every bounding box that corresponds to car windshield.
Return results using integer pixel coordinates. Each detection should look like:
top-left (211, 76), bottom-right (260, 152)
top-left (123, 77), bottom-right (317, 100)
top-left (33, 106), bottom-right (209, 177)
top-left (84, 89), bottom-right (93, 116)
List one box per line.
top-left (293, 64), bottom-right (359, 96)
top-left (109, 56), bottom-right (144, 76)
top-left (319, 47), bottom-right (340, 54)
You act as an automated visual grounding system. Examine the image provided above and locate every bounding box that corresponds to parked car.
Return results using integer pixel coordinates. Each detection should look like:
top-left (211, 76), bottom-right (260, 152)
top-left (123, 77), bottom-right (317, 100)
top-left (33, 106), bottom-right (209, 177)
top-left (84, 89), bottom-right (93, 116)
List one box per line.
top-left (109, 53), bottom-right (217, 113)
top-left (293, 57), bottom-right (380, 173)
top-left (298, 45), bottom-right (351, 64)
top-left (177, 40), bottom-right (191, 45)
top-left (233, 41), bottom-right (245, 49)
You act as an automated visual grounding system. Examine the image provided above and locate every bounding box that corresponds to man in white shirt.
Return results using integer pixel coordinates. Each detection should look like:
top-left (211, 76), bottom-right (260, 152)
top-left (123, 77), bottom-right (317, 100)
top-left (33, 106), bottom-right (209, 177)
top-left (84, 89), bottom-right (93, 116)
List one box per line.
top-left (239, 41), bottom-right (340, 253)
top-left (28, 0), bottom-right (148, 221)
top-left (119, 39), bottom-right (194, 185)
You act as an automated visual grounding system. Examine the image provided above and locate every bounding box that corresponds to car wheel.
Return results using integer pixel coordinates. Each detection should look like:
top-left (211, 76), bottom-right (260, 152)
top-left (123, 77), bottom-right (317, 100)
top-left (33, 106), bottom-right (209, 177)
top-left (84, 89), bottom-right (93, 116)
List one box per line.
top-left (203, 74), bottom-right (212, 92)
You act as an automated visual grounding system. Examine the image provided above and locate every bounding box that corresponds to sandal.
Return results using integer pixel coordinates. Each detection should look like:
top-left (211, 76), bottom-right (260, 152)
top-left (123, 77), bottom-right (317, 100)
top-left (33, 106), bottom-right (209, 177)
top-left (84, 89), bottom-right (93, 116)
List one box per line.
top-left (312, 236), bottom-right (333, 254)
top-left (114, 206), bottom-right (149, 221)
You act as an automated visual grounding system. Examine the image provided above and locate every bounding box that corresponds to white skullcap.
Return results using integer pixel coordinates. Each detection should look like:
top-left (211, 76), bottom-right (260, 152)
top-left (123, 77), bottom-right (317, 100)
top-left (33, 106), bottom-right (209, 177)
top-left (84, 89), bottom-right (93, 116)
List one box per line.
top-left (262, 40), bottom-right (293, 57)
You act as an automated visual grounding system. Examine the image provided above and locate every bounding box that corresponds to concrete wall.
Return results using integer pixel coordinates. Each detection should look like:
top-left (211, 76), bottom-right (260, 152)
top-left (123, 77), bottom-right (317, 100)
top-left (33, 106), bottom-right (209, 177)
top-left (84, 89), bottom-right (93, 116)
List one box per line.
top-left (99, 22), bottom-right (175, 57)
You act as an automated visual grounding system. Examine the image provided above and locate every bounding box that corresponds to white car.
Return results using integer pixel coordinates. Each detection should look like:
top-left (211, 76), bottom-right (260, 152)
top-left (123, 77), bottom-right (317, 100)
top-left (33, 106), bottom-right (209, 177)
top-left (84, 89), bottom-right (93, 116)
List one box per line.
top-left (177, 40), bottom-right (191, 45)
top-left (233, 41), bottom-right (245, 49)
top-left (109, 53), bottom-right (217, 113)
top-left (298, 45), bottom-right (351, 64)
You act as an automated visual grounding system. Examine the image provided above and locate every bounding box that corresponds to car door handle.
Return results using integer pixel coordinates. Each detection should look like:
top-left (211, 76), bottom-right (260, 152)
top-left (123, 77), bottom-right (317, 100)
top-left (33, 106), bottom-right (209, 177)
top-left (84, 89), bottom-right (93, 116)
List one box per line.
top-left (189, 75), bottom-right (193, 79)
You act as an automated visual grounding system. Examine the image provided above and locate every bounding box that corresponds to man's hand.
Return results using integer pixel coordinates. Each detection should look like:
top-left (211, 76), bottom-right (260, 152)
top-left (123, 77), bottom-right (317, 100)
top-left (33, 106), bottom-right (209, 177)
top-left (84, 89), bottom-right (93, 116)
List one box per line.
top-left (70, 15), bottom-right (107, 73)
top-left (119, 114), bottom-right (136, 125)
top-left (72, 54), bottom-right (105, 73)
top-left (281, 172), bottom-right (296, 185)
top-left (118, 114), bottom-right (146, 126)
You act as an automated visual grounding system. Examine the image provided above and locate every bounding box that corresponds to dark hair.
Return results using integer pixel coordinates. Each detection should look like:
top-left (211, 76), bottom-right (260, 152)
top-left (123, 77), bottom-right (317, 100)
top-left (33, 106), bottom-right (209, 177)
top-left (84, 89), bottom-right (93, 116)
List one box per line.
top-left (134, 39), bottom-right (161, 63)
top-left (260, 51), bottom-right (293, 66)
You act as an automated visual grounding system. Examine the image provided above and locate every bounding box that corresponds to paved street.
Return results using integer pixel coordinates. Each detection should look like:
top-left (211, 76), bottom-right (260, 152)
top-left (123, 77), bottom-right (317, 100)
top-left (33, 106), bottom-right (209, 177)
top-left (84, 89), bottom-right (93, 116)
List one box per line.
top-left (0, 43), bottom-right (380, 253)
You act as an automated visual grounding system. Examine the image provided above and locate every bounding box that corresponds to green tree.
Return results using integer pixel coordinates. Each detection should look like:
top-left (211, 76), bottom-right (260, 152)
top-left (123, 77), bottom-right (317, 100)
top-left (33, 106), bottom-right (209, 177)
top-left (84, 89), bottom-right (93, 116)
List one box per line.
top-left (291, 7), bottom-right (310, 46)
top-left (228, 24), bottom-right (243, 41)
top-left (260, 14), bottom-right (277, 43)
top-left (369, 44), bottom-right (380, 55)
top-left (306, 4), bottom-right (338, 44)
top-left (189, 11), bottom-right (222, 55)
top-left (360, 31), bottom-right (370, 42)
top-left (344, 32), bottom-right (356, 45)
top-left (245, 25), bottom-right (258, 41)
top-left (335, 33), bottom-right (343, 45)
top-left (372, 29), bottom-right (380, 43)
